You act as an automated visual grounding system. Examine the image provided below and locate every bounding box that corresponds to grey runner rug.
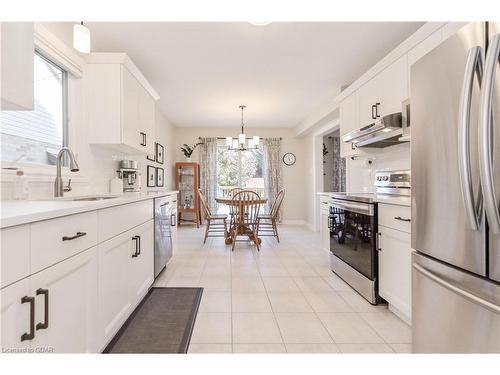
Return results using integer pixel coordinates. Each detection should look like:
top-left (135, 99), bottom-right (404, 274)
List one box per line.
top-left (104, 287), bottom-right (203, 353)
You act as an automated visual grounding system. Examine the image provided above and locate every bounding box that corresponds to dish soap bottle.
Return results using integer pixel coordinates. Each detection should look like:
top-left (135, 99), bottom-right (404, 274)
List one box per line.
top-left (13, 169), bottom-right (29, 200)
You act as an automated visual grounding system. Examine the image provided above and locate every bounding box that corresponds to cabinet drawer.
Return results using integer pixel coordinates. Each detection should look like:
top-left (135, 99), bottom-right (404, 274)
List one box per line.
top-left (1, 225), bottom-right (30, 288)
top-left (31, 212), bottom-right (98, 274)
top-left (98, 200), bottom-right (153, 242)
top-left (378, 204), bottom-right (411, 233)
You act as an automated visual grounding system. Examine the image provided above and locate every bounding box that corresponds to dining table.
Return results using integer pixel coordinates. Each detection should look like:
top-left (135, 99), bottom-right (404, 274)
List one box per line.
top-left (215, 196), bottom-right (268, 245)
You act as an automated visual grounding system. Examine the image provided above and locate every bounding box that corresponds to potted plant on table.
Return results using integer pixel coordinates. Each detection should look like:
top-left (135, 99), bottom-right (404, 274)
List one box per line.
top-left (180, 142), bottom-right (202, 162)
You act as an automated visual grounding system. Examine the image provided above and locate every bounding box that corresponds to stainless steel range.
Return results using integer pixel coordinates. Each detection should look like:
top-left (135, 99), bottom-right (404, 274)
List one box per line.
top-left (328, 170), bottom-right (411, 304)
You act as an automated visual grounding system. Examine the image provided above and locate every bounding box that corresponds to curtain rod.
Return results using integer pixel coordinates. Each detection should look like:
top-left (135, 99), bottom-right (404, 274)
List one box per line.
top-left (198, 137), bottom-right (283, 140)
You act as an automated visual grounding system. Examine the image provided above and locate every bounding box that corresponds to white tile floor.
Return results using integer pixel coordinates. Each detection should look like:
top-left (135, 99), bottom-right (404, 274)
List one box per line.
top-left (154, 225), bottom-right (412, 353)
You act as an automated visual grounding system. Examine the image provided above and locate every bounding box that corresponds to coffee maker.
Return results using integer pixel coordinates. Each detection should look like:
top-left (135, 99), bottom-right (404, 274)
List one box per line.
top-left (117, 160), bottom-right (141, 192)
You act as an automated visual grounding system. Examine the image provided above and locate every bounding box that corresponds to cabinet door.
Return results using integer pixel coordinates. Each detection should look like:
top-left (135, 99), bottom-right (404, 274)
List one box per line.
top-left (30, 247), bottom-right (99, 353)
top-left (0, 278), bottom-right (32, 352)
top-left (138, 87), bottom-right (156, 155)
top-left (379, 55), bottom-right (409, 116)
top-left (98, 230), bottom-right (134, 346)
top-left (0, 22), bottom-right (34, 110)
top-left (378, 226), bottom-right (412, 321)
top-left (356, 76), bottom-right (380, 126)
top-left (320, 212), bottom-right (330, 252)
top-left (339, 92), bottom-right (360, 158)
top-left (121, 66), bottom-right (143, 153)
top-left (128, 220), bottom-right (154, 306)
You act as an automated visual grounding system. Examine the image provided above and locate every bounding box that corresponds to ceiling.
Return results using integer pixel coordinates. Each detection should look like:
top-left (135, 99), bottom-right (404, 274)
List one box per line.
top-left (42, 22), bottom-right (424, 128)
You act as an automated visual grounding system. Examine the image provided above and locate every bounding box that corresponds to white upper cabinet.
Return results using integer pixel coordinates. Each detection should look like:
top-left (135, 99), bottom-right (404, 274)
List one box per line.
top-left (339, 92), bottom-right (360, 157)
top-left (87, 53), bottom-right (158, 155)
top-left (0, 22), bottom-right (34, 110)
top-left (356, 76), bottom-right (380, 127)
top-left (379, 55), bottom-right (409, 116)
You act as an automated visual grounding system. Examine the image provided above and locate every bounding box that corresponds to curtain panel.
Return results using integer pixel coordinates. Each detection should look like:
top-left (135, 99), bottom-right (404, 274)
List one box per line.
top-left (198, 137), bottom-right (218, 212)
top-left (263, 138), bottom-right (284, 222)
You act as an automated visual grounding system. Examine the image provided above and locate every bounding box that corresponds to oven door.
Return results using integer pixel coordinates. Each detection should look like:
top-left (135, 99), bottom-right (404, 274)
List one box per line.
top-left (329, 199), bottom-right (377, 280)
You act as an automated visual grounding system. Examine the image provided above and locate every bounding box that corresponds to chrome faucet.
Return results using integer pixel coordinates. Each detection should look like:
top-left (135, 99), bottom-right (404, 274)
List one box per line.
top-left (54, 147), bottom-right (80, 197)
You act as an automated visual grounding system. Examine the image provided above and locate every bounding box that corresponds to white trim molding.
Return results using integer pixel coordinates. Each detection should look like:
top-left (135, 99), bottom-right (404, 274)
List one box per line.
top-left (34, 23), bottom-right (85, 78)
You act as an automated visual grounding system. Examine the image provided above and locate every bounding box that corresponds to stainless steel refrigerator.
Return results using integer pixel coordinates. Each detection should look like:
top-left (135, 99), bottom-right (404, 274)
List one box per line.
top-left (411, 22), bottom-right (500, 353)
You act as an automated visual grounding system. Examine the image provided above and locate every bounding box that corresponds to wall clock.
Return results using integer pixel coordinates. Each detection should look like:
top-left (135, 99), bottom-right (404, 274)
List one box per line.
top-left (283, 152), bottom-right (296, 166)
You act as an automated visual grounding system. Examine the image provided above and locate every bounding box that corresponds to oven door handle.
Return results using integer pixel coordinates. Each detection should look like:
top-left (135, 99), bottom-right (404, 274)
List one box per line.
top-left (329, 200), bottom-right (374, 216)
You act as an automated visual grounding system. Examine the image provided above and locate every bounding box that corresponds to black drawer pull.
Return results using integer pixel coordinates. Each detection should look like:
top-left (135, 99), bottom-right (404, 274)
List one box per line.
top-left (140, 132), bottom-right (146, 146)
top-left (36, 289), bottom-right (49, 330)
top-left (137, 235), bottom-right (141, 256)
top-left (375, 102), bottom-right (381, 118)
top-left (62, 232), bottom-right (87, 241)
top-left (394, 216), bottom-right (411, 222)
top-left (132, 236), bottom-right (139, 258)
top-left (21, 296), bottom-right (35, 342)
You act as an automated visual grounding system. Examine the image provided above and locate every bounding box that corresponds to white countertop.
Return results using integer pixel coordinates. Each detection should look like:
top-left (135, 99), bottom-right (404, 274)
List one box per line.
top-left (0, 190), bottom-right (179, 229)
top-left (317, 191), bottom-right (411, 207)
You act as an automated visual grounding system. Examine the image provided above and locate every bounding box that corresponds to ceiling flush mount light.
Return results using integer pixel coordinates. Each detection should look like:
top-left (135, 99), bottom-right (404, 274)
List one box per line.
top-left (249, 21), bottom-right (273, 26)
top-left (73, 21), bottom-right (90, 53)
top-left (226, 105), bottom-right (259, 152)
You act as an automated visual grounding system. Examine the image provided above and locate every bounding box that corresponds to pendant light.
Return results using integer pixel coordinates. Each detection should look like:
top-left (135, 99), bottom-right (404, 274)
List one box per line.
top-left (227, 105), bottom-right (259, 151)
top-left (73, 21), bottom-right (91, 53)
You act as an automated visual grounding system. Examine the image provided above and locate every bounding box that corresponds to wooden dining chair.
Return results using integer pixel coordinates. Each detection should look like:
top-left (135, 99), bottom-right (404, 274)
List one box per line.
top-left (228, 187), bottom-right (243, 228)
top-left (231, 190), bottom-right (261, 251)
top-left (198, 190), bottom-right (228, 244)
top-left (256, 189), bottom-right (285, 243)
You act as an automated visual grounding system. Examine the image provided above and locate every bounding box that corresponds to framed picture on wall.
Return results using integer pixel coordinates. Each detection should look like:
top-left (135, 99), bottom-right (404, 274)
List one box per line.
top-left (147, 165), bottom-right (156, 187)
top-left (155, 143), bottom-right (164, 164)
top-left (146, 154), bottom-right (155, 162)
top-left (156, 167), bottom-right (164, 187)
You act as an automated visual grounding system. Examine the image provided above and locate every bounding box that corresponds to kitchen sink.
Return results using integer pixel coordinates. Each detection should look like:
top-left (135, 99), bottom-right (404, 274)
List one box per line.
top-left (51, 195), bottom-right (121, 201)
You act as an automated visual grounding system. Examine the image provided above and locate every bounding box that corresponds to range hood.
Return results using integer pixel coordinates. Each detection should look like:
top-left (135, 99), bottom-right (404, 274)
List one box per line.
top-left (342, 112), bottom-right (407, 148)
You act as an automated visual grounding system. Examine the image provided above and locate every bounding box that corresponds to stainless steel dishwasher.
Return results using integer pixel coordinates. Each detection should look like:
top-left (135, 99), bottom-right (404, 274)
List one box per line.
top-left (154, 195), bottom-right (176, 278)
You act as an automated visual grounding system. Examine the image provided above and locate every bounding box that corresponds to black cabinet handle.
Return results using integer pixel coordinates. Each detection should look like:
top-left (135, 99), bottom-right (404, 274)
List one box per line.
top-left (376, 232), bottom-right (382, 252)
top-left (36, 289), bottom-right (49, 330)
top-left (137, 235), bottom-right (141, 256)
top-left (62, 232), bottom-right (87, 241)
top-left (394, 216), bottom-right (411, 222)
top-left (371, 104), bottom-right (376, 120)
top-left (140, 132), bottom-right (146, 146)
top-left (21, 296), bottom-right (35, 342)
top-left (132, 236), bottom-right (139, 258)
top-left (375, 102), bottom-right (381, 118)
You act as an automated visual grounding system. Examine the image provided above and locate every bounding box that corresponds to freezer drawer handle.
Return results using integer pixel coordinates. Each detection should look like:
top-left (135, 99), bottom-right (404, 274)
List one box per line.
top-left (20, 296), bottom-right (35, 341)
top-left (62, 232), bottom-right (87, 241)
top-left (36, 288), bottom-right (49, 330)
top-left (394, 216), bottom-right (411, 222)
top-left (479, 33), bottom-right (500, 234)
top-left (458, 45), bottom-right (483, 231)
top-left (413, 263), bottom-right (500, 314)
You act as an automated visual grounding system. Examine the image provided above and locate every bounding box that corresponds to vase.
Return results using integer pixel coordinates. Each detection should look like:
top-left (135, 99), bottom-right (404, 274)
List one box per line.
top-left (185, 157), bottom-right (192, 162)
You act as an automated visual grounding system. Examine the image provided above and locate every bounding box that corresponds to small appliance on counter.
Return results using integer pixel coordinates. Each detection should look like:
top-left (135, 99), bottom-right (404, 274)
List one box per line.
top-left (117, 160), bottom-right (141, 192)
top-left (328, 170), bottom-right (411, 304)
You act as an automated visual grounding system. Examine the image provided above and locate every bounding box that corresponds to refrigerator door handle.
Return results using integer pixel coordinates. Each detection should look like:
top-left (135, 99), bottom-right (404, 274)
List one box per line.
top-left (479, 33), bottom-right (500, 234)
top-left (413, 263), bottom-right (500, 314)
top-left (458, 46), bottom-right (483, 231)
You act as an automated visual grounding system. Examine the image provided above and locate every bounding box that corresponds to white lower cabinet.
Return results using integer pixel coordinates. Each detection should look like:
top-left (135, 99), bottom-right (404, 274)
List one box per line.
top-left (320, 211), bottom-right (330, 252)
top-left (98, 219), bottom-right (154, 349)
top-left (0, 278), bottom-right (32, 352)
top-left (1, 248), bottom-right (98, 353)
top-left (378, 224), bottom-right (412, 323)
top-left (30, 248), bottom-right (99, 353)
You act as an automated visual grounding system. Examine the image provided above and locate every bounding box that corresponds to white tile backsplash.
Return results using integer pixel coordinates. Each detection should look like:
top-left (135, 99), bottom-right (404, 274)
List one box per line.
top-left (346, 142), bottom-right (410, 192)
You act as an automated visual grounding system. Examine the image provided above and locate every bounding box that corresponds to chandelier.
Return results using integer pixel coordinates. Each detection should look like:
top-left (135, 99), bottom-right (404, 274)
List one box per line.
top-left (225, 105), bottom-right (260, 151)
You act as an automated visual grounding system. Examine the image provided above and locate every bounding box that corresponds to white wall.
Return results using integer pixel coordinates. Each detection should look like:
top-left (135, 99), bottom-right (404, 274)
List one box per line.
top-left (173, 126), bottom-right (307, 223)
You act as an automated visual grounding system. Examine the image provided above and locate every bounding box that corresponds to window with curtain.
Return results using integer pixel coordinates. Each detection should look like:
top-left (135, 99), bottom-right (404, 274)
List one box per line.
top-left (0, 51), bottom-right (67, 165)
top-left (216, 140), bottom-right (265, 198)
